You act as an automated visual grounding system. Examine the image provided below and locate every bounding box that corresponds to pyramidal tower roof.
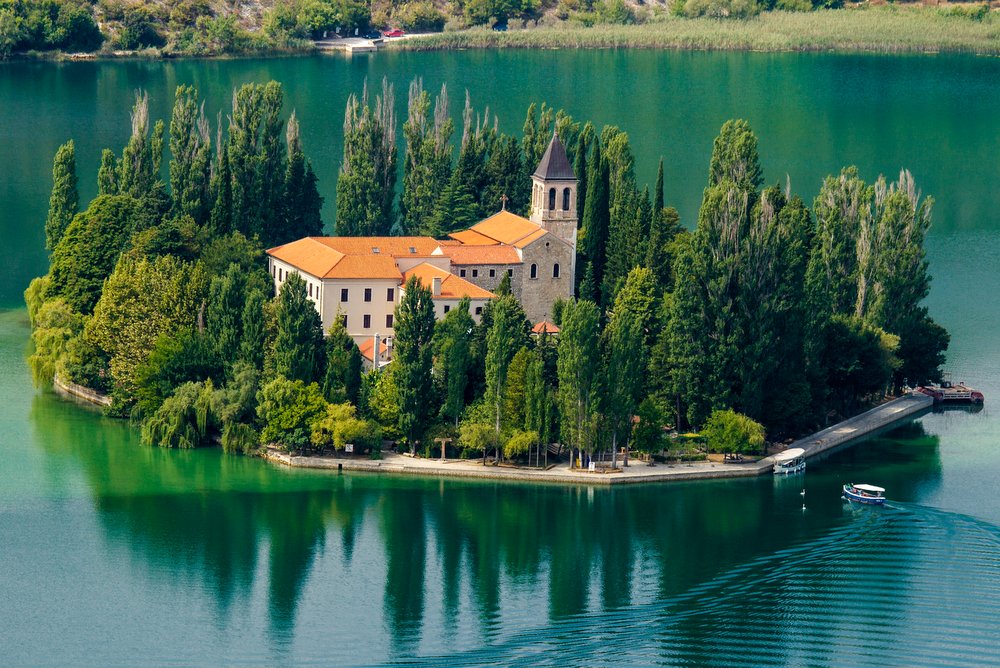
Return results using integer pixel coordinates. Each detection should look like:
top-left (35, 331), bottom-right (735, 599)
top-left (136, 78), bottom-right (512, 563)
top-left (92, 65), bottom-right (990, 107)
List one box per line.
top-left (533, 131), bottom-right (575, 181)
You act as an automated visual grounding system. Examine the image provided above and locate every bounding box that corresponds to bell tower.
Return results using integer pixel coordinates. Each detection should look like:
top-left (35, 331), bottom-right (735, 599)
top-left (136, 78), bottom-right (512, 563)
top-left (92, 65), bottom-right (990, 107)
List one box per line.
top-left (529, 131), bottom-right (577, 250)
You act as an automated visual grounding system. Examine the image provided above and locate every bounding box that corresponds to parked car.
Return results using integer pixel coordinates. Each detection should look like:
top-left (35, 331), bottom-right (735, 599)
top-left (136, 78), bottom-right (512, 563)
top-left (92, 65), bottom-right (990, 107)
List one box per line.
top-left (382, 28), bottom-right (405, 37)
top-left (492, 22), bottom-right (508, 32)
top-left (361, 29), bottom-right (382, 39)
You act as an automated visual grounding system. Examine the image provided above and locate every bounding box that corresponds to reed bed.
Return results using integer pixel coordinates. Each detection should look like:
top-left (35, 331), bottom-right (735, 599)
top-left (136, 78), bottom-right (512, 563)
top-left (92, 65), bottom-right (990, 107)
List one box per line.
top-left (390, 8), bottom-right (1000, 55)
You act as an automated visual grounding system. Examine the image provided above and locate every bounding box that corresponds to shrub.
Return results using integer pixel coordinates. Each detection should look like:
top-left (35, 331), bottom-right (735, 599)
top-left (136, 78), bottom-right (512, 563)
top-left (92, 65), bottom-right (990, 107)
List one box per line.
top-left (701, 409), bottom-right (766, 455)
top-left (394, 2), bottom-right (446, 31)
top-left (683, 0), bottom-right (761, 18)
top-left (504, 429), bottom-right (537, 460)
top-left (257, 376), bottom-right (328, 452)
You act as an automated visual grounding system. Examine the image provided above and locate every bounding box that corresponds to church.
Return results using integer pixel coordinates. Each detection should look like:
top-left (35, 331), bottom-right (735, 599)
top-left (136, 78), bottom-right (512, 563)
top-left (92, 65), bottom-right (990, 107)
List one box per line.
top-left (266, 132), bottom-right (577, 364)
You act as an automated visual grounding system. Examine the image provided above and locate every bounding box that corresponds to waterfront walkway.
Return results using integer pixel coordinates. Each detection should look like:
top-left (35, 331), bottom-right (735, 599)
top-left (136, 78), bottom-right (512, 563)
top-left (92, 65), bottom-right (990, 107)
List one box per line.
top-left (264, 393), bottom-right (934, 486)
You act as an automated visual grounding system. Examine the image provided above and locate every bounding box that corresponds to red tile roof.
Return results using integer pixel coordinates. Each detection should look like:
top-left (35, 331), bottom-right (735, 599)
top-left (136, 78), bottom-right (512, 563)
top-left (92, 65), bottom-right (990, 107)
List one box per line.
top-left (469, 210), bottom-right (548, 248)
top-left (532, 321), bottom-right (561, 334)
top-left (439, 245), bottom-right (521, 265)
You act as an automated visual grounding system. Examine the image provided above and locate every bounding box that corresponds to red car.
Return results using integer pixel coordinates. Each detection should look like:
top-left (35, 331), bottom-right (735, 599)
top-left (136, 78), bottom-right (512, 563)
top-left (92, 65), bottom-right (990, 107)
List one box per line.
top-left (382, 28), bottom-right (405, 38)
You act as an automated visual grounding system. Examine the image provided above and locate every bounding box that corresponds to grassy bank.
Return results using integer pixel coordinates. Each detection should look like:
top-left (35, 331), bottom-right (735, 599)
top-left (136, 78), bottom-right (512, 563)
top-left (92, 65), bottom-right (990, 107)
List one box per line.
top-left (390, 7), bottom-right (1000, 55)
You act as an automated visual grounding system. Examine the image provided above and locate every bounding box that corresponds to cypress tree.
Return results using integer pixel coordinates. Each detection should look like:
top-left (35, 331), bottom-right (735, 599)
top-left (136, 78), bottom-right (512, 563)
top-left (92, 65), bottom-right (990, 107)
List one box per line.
top-left (432, 296), bottom-right (474, 426)
top-left (239, 288), bottom-right (267, 370)
top-left (205, 265), bottom-right (245, 365)
top-left (394, 275), bottom-right (436, 450)
top-left (654, 157), bottom-right (664, 214)
top-left (483, 134), bottom-right (529, 216)
top-left (273, 273), bottom-right (325, 384)
top-left (581, 144), bottom-right (609, 305)
top-left (574, 132), bottom-right (588, 224)
top-left (209, 143), bottom-right (234, 235)
top-left (322, 317), bottom-right (363, 405)
top-left (258, 82), bottom-right (286, 245)
top-left (45, 140), bottom-right (78, 252)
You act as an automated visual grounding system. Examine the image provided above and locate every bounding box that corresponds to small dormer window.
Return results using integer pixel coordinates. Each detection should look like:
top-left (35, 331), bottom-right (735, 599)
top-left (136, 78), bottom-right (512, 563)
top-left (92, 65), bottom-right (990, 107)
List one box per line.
top-left (372, 247), bottom-right (380, 254)
top-left (409, 247), bottom-right (416, 254)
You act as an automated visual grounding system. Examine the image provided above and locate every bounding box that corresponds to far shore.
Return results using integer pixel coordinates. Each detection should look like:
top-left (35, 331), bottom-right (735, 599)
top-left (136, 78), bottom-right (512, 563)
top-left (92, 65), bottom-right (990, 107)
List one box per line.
top-left (7, 7), bottom-right (1000, 63)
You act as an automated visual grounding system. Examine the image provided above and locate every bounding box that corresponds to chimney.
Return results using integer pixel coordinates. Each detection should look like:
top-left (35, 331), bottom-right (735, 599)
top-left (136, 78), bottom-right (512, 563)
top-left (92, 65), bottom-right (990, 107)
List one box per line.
top-left (432, 277), bottom-right (442, 297)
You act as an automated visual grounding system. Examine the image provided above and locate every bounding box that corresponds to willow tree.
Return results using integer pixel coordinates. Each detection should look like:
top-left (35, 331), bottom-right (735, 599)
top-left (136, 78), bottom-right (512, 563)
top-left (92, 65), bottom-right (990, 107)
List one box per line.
top-left (336, 78), bottom-right (397, 236)
top-left (45, 140), bottom-right (78, 251)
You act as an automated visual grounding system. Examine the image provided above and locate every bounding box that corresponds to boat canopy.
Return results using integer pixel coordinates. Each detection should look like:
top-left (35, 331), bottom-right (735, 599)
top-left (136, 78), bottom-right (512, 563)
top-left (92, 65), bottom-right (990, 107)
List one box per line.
top-left (774, 448), bottom-right (805, 461)
top-left (852, 483), bottom-right (885, 493)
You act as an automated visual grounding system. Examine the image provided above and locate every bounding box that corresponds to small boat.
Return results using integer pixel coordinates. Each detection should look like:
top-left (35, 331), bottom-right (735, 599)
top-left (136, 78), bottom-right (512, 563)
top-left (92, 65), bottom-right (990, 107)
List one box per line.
top-left (843, 483), bottom-right (886, 505)
top-left (916, 379), bottom-right (984, 405)
top-left (773, 448), bottom-right (806, 475)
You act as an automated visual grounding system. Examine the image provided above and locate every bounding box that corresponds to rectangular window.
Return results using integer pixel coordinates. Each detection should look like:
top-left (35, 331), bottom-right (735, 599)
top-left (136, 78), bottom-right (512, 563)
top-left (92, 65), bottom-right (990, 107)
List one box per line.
top-left (278, 268), bottom-right (283, 281)
top-left (443, 305), bottom-right (451, 313)
top-left (489, 269), bottom-right (496, 278)
top-left (340, 288), bottom-right (349, 302)
top-left (385, 314), bottom-right (394, 328)
top-left (308, 283), bottom-right (312, 297)
top-left (340, 315), bottom-right (348, 328)
top-left (364, 288), bottom-right (372, 302)
top-left (507, 269), bottom-right (513, 277)
top-left (387, 288), bottom-right (395, 302)
top-left (460, 269), bottom-right (467, 278)
top-left (475, 306), bottom-right (483, 315)
top-left (363, 314), bottom-right (371, 328)
top-left (472, 269), bottom-right (479, 278)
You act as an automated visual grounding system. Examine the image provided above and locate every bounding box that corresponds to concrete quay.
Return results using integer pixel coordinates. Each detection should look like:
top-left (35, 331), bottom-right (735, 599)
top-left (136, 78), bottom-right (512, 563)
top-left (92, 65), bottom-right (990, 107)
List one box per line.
top-left (264, 393), bottom-right (934, 486)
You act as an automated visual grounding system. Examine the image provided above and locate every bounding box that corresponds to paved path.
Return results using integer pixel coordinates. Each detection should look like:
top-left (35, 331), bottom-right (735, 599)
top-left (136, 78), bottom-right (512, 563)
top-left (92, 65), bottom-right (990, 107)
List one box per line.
top-left (264, 393), bottom-right (933, 486)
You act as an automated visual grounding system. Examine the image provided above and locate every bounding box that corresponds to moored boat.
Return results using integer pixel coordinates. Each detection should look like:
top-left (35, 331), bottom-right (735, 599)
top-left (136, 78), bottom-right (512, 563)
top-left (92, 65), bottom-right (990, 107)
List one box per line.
top-left (773, 448), bottom-right (806, 475)
top-left (916, 380), bottom-right (984, 405)
top-left (843, 483), bottom-right (886, 505)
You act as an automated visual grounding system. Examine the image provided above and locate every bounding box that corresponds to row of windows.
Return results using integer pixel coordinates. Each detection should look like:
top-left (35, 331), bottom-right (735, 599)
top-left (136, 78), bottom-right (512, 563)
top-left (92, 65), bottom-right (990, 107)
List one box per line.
top-left (341, 287), bottom-right (395, 303)
top-left (459, 268), bottom-right (514, 279)
top-left (535, 186), bottom-right (573, 212)
top-left (343, 314), bottom-right (395, 330)
top-left (528, 263), bottom-right (560, 279)
top-left (443, 304), bottom-right (484, 316)
top-left (274, 266), bottom-right (320, 299)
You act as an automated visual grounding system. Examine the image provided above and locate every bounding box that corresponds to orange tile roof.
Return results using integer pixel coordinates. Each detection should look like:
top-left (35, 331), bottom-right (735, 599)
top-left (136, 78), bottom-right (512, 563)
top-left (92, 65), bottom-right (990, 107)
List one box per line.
top-left (532, 321), bottom-right (561, 334)
top-left (447, 229), bottom-right (499, 246)
top-left (268, 237), bottom-right (445, 280)
top-left (439, 245), bottom-right (521, 265)
top-left (403, 263), bottom-right (496, 300)
top-left (514, 228), bottom-right (548, 249)
top-left (357, 337), bottom-right (389, 363)
top-left (469, 210), bottom-right (547, 247)
top-left (266, 238), bottom-right (345, 279)
top-left (320, 236), bottom-right (440, 256)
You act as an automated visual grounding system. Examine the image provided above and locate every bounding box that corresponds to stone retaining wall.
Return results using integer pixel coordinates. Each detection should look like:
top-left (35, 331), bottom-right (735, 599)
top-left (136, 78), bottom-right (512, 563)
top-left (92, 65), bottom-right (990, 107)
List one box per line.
top-left (53, 374), bottom-right (111, 408)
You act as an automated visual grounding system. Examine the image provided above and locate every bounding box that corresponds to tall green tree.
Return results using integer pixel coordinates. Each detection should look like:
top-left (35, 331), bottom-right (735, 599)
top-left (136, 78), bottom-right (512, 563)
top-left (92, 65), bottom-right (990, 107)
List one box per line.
top-left (239, 288), bottom-right (268, 370)
top-left (322, 316), bottom-right (363, 405)
top-left (557, 299), bottom-right (601, 467)
top-left (209, 142), bottom-right (234, 235)
top-left (483, 133), bottom-right (530, 216)
top-left (580, 143), bottom-right (609, 304)
top-left (45, 140), bottom-right (78, 252)
top-left (485, 295), bottom-right (530, 442)
top-left (281, 111), bottom-right (324, 243)
top-left (336, 78), bottom-right (397, 236)
top-left (205, 264), bottom-right (246, 366)
top-left (401, 79), bottom-right (453, 235)
top-left (97, 149), bottom-right (117, 196)
top-left (273, 273), bottom-right (325, 384)
top-left (168, 85), bottom-right (213, 225)
top-left (394, 275), bottom-right (436, 449)
top-left (117, 91), bottom-right (162, 199)
top-left (48, 195), bottom-right (142, 314)
top-left (433, 297), bottom-right (474, 426)
top-left (708, 118), bottom-right (764, 195)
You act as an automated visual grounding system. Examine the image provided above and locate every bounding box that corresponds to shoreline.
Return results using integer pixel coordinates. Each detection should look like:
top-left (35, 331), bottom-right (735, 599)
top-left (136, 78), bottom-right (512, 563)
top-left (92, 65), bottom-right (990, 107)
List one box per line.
top-left (7, 8), bottom-right (1000, 63)
top-left (264, 393), bottom-right (934, 486)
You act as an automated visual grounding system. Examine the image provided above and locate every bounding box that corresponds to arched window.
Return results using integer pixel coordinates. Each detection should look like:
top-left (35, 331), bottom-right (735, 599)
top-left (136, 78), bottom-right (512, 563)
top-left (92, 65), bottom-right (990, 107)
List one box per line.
top-left (562, 187), bottom-right (571, 211)
top-left (548, 188), bottom-right (556, 210)
top-left (530, 263), bottom-right (538, 279)
top-left (553, 263), bottom-right (561, 278)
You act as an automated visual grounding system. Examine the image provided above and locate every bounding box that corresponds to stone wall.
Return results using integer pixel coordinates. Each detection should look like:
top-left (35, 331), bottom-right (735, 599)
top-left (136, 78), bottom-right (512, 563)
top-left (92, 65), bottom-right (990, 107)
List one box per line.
top-left (517, 236), bottom-right (574, 323)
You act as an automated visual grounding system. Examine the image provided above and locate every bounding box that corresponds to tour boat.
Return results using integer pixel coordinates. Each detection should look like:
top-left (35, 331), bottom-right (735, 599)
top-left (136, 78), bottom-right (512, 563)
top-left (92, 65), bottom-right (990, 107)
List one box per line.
top-left (916, 380), bottom-right (984, 405)
top-left (773, 448), bottom-right (806, 475)
top-left (843, 483), bottom-right (886, 505)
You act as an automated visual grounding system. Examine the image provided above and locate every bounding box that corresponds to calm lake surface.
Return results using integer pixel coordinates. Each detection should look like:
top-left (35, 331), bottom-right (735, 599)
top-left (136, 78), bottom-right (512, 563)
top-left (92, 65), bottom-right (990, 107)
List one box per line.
top-left (2, 52), bottom-right (1000, 665)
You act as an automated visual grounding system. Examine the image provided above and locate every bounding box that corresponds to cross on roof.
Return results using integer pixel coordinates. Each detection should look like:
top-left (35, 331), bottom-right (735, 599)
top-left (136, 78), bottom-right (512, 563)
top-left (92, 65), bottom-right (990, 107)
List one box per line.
top-left (500, 193), bottom-right (509, 210)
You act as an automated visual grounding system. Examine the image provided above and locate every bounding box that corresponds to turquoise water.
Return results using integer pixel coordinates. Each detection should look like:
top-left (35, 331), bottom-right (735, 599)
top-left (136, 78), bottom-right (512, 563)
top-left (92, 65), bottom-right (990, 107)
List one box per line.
top-left (2, 52), bottom-right (1000, 665)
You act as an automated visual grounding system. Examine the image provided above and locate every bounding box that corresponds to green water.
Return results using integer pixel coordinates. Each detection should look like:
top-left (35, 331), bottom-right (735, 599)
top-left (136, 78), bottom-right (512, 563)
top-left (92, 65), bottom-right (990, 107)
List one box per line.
top-left (3, 52), bottom-right (1000, 665)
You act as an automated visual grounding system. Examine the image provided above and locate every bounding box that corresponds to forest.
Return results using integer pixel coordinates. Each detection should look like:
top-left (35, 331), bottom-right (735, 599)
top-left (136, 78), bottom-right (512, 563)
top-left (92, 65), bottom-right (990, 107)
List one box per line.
top-left (25, 78), bottom-right (949, 465)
